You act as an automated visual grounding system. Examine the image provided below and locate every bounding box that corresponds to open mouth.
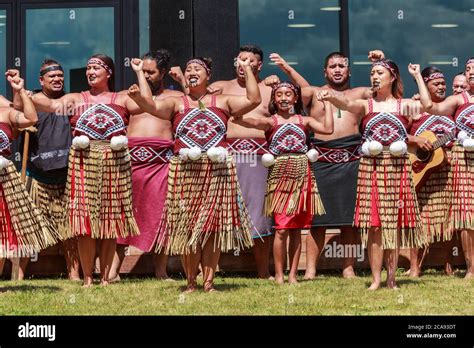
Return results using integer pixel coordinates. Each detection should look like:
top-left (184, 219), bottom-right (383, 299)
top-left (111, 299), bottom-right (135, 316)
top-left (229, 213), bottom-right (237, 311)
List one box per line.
top-left (372, 81), bottom-right (380, 89)
top-left (188, 77), bottom-right (199, 87)
top-left (88, 75), bottom-right (97, 82)
top-left (279, 101), bottom-right (289, 107)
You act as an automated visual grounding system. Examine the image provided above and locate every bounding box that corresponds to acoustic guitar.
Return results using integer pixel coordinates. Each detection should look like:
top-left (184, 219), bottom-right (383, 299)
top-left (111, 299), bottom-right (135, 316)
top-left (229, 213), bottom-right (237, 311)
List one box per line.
top-left (408, 130), bottom-right (457, 191)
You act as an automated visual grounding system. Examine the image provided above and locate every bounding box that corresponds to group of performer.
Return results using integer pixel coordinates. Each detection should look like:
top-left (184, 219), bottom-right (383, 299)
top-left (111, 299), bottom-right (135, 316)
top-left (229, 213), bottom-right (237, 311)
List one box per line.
top-left (0, 44), bottom-right (472, 292)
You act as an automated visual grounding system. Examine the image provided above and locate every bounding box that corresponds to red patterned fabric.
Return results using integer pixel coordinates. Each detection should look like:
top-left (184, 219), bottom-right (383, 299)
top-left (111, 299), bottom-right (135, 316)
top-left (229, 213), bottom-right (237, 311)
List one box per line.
top-left (313, 144), bottom-right (360, 163)
top-left (410, 113), bottom-right (456, 147)
top-left (454, 91), bottom-right (474, 135)
top-left (361, 98), bottom-right (408, 146)
top-left (0, 122), bottom-right (12, 157)
top-left (69, 92), bottom-right (129, 140)
top-left (173, 95), bottom-right (228, 153)
top-left (265, 115), bottom-right (309, 155)
top-left (227, 138), bottom-right (269, 155)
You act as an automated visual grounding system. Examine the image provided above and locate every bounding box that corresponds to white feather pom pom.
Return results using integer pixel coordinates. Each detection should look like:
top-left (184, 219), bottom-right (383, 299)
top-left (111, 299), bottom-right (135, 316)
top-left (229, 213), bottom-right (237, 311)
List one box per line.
top-left (368, 140), bottom-right (383, 156)
top-left (179, 148), bottom-right (190, 161)
top-left (463, 138), bottom-right (474, 152)
top-left (457, 131), bottom-right (468, 145)
top-left (207, 147), bottom-right (221, 162)
top-left (188, 146), bottom-right (202, 160)
top-left (110, 135), bottom-right (128, 151)
top-left (261, 153), bottom-right (275, 167)
top-left (389, 140), bottom-right (407, 157)
top-left (306, 149), bottom-right (319, 163)
top-left (0, 156), bottom-right (10, 170)
top-left (72, 135), bottom-right (90, 149)
top-left (361, 141), bottom-right (370, 157)
top-left (217, 147), bottom-right (228, 163)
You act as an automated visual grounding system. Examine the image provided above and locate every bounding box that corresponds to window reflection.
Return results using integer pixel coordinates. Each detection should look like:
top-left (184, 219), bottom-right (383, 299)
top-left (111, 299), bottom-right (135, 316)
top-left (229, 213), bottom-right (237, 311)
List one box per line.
top-left (25, 7), bottom-right (114, 93)
top-left (239, 0), bottom-right (340, 86)
top-left (349, 0), bottom-right (474, 96)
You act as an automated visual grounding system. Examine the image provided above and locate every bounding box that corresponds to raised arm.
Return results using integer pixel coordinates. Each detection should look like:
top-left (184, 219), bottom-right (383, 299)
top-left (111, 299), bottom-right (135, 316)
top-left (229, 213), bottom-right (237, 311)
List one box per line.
top-left (408, 63), bottom-right (459, 116)
top-left (307, 99), bottom-right (333, 135)
top-left (9, 78), bottom-right (38, 128)
top-left (269, 53), bottom-right (310, 88)
top-left (127, 84), bottom-right (175, 120)
top-left (225, 58), bottom-right (261, 118)
top-left (168, 66), bottom-right (189, 95)
top-left (317, 89), bottom-right (366, 116)
top-left (230, 115), bottom-right (273, 131)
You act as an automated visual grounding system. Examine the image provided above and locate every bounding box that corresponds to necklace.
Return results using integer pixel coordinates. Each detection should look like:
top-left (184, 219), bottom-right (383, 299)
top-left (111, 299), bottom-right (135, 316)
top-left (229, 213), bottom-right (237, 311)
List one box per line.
top-left (190, 93), bottom-right (208, 111)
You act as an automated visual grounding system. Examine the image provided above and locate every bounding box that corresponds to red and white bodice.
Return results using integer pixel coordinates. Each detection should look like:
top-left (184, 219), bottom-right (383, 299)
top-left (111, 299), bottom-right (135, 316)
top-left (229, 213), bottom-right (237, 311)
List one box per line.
top-left (70, 92), bottom-right (129, 140)
top-left (410, 112), bottom-right (456, 147)
top-left (361, 98), bottom-right (409, 146)
top-left (455, 91), bottom-right (474, 136)
top-left (0, 122), bottom-right (13, 157)
top-left (265, 115), bottom-right (309, 155)
top-left (173, 95), bottom-right (228, 153)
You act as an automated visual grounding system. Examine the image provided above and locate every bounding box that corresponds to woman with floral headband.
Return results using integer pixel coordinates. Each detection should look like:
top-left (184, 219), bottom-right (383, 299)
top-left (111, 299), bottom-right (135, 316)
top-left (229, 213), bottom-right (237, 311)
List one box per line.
top-left (410, 58), bottom-right (474, 280)
top-left (319, 59), bottom-right (428, 290)
top-left (231, 81), bottom-right (333, 284)
top-left (128, 56), bottom-right (261, 292)
top-left (406, 66), bottom-right (457, 277)
top-left (12, 54), bottom-right (147, 287)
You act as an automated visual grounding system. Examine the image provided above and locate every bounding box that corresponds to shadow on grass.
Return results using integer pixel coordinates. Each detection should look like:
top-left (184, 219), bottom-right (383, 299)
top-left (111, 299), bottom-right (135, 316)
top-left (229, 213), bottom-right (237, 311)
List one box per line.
top-left (0, 284), bottom-right (62, 293)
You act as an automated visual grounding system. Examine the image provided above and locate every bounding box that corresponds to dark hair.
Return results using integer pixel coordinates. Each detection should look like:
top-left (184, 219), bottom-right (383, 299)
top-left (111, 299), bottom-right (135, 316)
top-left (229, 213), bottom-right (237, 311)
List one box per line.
top-left (373, 59), bottom-right (403, 98)
top-left (142, 49), bottom-right (171, 71)
top-left (421, 66), bottom-right (444, 84)
top-left (186, 57), bottom-right (213, 75)
top-left (456, 71), bottom-right (466, 77)
top-left (40, 59), bottom-right (60, 69)
top-left (268, 81), bottom-right (304, 115)
top-left (324, 52), bottom-right (347, 69)
top-left (89, 54), bottom-right (115, 91)
top-left (239, 44), bottom-right (263, 62)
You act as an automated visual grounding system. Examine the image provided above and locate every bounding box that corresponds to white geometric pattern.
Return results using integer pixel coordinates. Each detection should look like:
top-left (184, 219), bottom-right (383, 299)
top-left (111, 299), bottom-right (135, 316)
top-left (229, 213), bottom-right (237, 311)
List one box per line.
top-left (269, 123), bottom-right (308, 155)
top-left (415, 115), bottom-right (455, 137)
top-left (456, 104), bottom-right (474, 135)
top-left (364, 112), bottom-right (408, 145)
top-left (0, 130), bottom-right (9, 153)
top-left (227, 138), bottom-right (268, 154)
top-left (75, 104), bottom-right (125, 139)
top-left (129, 146), bottom-right (173, 163)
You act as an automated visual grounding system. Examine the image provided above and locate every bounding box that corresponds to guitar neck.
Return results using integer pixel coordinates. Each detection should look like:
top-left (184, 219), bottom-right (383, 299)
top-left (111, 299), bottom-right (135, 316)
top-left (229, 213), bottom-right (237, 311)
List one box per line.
top-left (431, 130), bottom-right (456, 150)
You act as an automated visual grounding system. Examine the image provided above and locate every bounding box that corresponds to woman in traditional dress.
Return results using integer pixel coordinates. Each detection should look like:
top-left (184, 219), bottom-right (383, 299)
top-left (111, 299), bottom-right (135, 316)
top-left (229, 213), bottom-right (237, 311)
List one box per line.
top-left (15, 55), bottom-right (146, 287)
top-left (319, 59), bottom-right (428, 289)
top-left (407, 66), bottom-right (457, 277)
top-left (1, 77), bottom-right (59, 259)
top-left (232, 81), bottom-right (333, 284)
top-left (410, 58), bottom-right (474, 279)
top-left (128, 57), bottom-right (261, 292)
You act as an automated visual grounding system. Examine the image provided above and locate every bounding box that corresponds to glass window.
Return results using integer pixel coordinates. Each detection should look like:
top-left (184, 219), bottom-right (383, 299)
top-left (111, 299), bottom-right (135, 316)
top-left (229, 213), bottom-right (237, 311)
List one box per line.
top-left (239, 0), bottom-right (340, 86)
top-left (0, 10), bottom-right (7, 96)
top-left (349, 0), bottom-right (474, 97)
top-left (25, 7), bottom-right (115, 93)
top-left (139, 0), bottom-right (150, 55)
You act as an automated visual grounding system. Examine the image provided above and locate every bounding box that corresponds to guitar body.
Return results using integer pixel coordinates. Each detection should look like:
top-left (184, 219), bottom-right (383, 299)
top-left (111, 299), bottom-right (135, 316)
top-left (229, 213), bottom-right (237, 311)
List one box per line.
top-left (408, 130), bottom-right (448, 191)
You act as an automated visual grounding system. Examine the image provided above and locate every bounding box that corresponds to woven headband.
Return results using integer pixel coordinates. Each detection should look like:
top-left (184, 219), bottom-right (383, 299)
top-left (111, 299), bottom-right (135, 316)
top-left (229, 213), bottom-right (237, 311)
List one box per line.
top-left (372, 60), bottom-right (397, 77)
top-left (186, 59), bottom-right (211, 75)
top-left (423, 72), bottom-right (445, 83)
top-left (465, 58), bottom-right (474, 66)
top-left (272, 82), bottom-right (299, 96)
top-left (87, 58), bottom-right (113, 75)
top-left (40, 65), bottom-right (63, 77)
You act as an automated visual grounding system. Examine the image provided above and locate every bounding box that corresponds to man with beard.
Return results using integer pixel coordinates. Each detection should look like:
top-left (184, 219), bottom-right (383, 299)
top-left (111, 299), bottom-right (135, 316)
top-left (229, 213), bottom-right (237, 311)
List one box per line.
top-left (111, 49), bottom-right (185, 280)
top-left (304, 50), bottom-right (384, 279)
top-left (208, 45), bottom-right (309, 279)
top-left (19, 59), bottom-right (80, 280)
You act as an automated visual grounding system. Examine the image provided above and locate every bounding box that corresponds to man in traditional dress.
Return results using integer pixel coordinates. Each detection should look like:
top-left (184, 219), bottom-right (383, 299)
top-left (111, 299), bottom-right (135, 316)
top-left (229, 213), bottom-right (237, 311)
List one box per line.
top-left (110, 50), bottom-right (184, 280)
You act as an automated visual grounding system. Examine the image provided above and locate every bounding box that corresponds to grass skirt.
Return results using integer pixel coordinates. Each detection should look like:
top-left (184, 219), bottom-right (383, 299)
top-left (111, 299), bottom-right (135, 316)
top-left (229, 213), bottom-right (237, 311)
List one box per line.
top-left (59, 141), bottom-right (139, 240)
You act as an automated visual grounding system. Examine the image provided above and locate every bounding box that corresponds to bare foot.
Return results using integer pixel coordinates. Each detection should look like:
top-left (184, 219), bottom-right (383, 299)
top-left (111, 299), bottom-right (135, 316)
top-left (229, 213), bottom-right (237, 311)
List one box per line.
top-left (183, 283), bottom-right (197, 293)
top-left (82, 276), bottom-right (93, 288)
top-left (408, 269), bottom-right (421, 278)
top-left (444, 264), bottom-right (454, 276)
top-left (403, 269), bottom-right (411, 276)
top-left (69, 276), bottom-right (82, 282)
top-left (303, 271), bottom-right (316, 280)
top-left (204, 281), bottom-right (217, 293)
top-left (100, 280), bottom-right (109, 287)
top-left (386, 279), bottom-right (399, 289)
top-left (155, 273), bottom-right (174, 281)
top-left (464, 272), bottom-right (474, 280)
top-left (342, 267), bottom-right (357, 279)
top-left (274, 275), bottom-right (285, 284)
top-left (109, 274), bottom-right (121, 283)
top-left (368, 281), bottom-right (381, 291)
top-left (288, 277), bottom-right (298, 285)
top-left (257, 273), bottom-right (273, 280)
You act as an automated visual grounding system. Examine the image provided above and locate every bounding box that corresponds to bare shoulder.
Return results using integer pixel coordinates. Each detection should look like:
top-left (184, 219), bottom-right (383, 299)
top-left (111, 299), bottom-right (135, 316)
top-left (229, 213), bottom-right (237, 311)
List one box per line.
top-left (162, 89), bottom-right (184, 97)
top-left (347, 86), bottom-right (370, 99)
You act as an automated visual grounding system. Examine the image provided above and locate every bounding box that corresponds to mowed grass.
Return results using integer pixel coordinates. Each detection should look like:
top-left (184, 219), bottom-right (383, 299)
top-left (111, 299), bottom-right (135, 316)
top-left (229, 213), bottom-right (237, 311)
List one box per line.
top-left (0, 269), bottom-right (472, 315)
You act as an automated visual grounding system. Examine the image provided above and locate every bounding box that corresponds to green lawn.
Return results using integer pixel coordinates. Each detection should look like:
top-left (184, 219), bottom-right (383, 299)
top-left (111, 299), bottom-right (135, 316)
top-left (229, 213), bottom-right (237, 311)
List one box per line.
top-left (0, 269), bottom-right (472, 315)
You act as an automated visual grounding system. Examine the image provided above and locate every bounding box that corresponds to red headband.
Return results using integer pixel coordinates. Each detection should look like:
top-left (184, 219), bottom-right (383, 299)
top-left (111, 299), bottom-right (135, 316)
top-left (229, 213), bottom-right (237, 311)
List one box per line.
top-left (186, 59), bottom-right (211, 76)
top-left (423, 72), bottom-right (445, 83)
top-left (372, 60), bottom-right (397, 77)
top-left (87, 58), bottom-right (113, 75)
top-left (272, 82), bottom-right (299, 96)
top-left (465, 58), bottom-right (474, 66)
